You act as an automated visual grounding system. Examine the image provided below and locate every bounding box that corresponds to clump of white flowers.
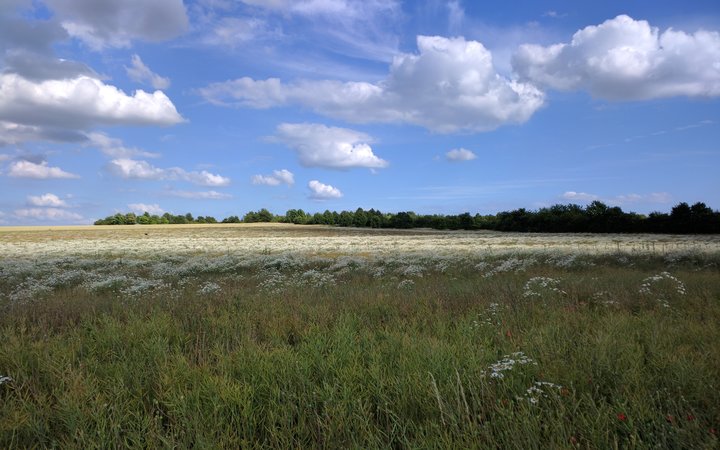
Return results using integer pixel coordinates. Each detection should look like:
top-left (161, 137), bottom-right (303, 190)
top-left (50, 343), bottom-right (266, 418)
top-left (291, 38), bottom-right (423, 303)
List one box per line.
top-left (197, 281), bottom-right (222, 295)
top-left (518, 381), bottom-right (564, 405)
top-left (397, 279), bottom-right (415, 289)
top-left (472, 302), bottom-right (502, 329)
top-left (483, 257), bottom-right (537, 278)
top-left (639, 272), bottom-right (686, 308)
top-left (485, 352), bottom-right (537, 379)
top-left (523, 277), bottom-right (565, 298)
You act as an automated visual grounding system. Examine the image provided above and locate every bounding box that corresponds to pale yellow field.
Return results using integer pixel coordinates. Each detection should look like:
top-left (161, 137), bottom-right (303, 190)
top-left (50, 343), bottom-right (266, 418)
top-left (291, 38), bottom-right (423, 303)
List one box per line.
top-left (1, 223), bottom-right (718, 258)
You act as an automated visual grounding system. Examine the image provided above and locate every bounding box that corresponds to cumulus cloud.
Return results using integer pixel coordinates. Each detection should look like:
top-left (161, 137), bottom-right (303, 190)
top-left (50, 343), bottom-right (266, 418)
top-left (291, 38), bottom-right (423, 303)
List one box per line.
top-left (513, 15), bottom-right (720, 100)
top-left (167, 190), bottom-right (232, 199)
top-left (14, 207), bottom-right (83, 221)
top-left (446, 148), bottom-right (477, 162)
top-left (200, 35), bottom-right (545, 133)
top-left (308, 180), bottom-right (342, 199)
top-left (86, 132), bottom-right (160, 158)
top-left (274, 123), bottom-right (388, 169)
top-left (126, 54), bottom-right (171, 90)
top-left (128, 203), bottom-right (165, 215)
top-left (44, 0), bottom-right (189, 49)
top-left (107, 158), bottom-right (230, 187)
top-left (0, 7), bottom-right (94, 81)
top-left (27, 193), bottom-right (67, 207)
top-left (251, 169), bottom-right (295, 186)
top-left (0, 74), bottom-right (184, 129)
top-left (7, 160), bottom-right (79, 179)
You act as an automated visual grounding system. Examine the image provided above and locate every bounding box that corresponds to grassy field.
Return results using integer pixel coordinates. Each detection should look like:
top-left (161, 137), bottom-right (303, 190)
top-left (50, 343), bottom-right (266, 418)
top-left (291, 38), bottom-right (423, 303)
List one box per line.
top-left (1, 225), bottom-right (719, 448)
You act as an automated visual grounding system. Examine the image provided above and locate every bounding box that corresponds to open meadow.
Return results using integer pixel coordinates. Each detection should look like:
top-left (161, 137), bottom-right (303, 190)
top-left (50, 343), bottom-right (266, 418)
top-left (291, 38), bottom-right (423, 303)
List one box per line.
top-left (1, 224), bottom-right (719, 448)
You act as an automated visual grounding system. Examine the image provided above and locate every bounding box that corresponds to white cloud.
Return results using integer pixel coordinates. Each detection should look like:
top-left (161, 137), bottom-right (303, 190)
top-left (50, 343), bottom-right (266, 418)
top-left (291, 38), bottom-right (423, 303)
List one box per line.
top-left (44, 0), bottom-right (189, 49)
top-left (561, 191), bottom-right (599, 202)
top-left (446, 148), bottom-right (477, 162)
top-left (447, 1), bottom-right (464, 33)
top-left (107, 158), bottom-right (230, 186)
top-left (201, 17), bottom-right (279, 47)
top-left (561, 191), bottom-right (672, 205)
top-left (128, 203), bottom-right (165, 215)
top-left (86, 132), bottom-right (160, 158)
top-left (542, 11), bottom-right (567, 19)
top-left (308, 180), bottom-right (342, 199)
top-left (200, 35), bottom-right (545, 133)
top-left (27, 193), bottom-right (67, 207)
top-left (0, 74), bottom-right (184, 129)
top-left (513, 15), bottom-right (720, 100)
top-left (274, 123), bottom-right (388, 169)
top-left (14, 207), bottom-right (83, 221)
top-left (7, 160), bottom-right (79, 179)
top-left (195, 0), bottom-right (400, 62)
top-left (126, 55), bottom-right (171, 90)
top-left (167, 190), bottom-right (232, 199)
top-left (614, 192), bottom-right (672, 205)
top-left (240, 0), bottom-right (399, 21)
top-left (648, 192), bottom-right (673, 203)
top-left (251, 169), bottom-right (295, 186)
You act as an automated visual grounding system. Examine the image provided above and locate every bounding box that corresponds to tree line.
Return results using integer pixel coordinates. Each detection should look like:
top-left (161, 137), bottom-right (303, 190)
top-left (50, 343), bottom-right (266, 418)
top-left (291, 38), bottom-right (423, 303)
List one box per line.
top-left (94, 201), bottom-right (719, 234)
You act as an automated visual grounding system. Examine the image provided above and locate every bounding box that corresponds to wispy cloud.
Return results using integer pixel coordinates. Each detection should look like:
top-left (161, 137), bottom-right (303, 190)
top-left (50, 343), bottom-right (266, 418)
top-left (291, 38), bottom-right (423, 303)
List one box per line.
top-left (27, 193), bottom-right (67, 207)
top-left (128, 203), bottom-right (165, 215)
top-left (561, 191), bottom-right (672, 205)
top-left (14, 207), bottom-right (83, 222)
top-left (107, 159), bottom-right (230, 186)
top-left (126, 54), bottom-right (170, 90)
top-left (166, 190), bottom-right (232, 199)
top-left (586, 119), bottom-right (715, 151)
top-left (7, 160), bottom-right (79, 179)
top-left (86, 132), bottom-right (161, 159)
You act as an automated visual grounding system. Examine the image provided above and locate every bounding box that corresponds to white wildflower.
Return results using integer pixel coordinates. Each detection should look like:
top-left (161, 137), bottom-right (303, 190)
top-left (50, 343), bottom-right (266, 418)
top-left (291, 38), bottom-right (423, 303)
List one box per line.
top-left (523, 277), bottom-right (565, 298)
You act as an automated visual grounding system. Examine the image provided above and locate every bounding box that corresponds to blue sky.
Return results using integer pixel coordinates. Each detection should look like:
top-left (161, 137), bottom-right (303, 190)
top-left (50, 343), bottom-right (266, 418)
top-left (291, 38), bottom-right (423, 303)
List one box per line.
top-left (1, 0), bottom-right (719, 224)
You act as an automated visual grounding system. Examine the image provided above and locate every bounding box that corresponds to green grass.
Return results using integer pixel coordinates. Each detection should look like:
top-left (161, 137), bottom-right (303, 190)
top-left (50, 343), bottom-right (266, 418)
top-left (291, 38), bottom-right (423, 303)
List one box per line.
top-left (1, 254), bottom-right (719, 448)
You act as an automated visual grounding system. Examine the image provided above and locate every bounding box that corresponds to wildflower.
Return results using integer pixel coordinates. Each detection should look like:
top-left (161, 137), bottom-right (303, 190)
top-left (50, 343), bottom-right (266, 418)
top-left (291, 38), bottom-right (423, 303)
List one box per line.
top-left (710, 427), bottom-right (717, 436)
top-left (569, 436), bottom-right (578, 445)
top-left (617, 413), bottom-right (627, 422)
top-left (523, 276), bottom-right (565, 297)
top-left (397, 279), bottom-right (415, 289)
top-left (485, 352), bottom-right (537, 379)
top-left (666, 415), bottom-right (675, 424)
top-left (686, 414), bottom-right (695, 421)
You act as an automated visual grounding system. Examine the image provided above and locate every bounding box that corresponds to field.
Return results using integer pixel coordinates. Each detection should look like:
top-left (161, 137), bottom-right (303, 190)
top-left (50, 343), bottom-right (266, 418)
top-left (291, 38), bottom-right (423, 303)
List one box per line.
top-left (1, 224), bottom-right (719, 448)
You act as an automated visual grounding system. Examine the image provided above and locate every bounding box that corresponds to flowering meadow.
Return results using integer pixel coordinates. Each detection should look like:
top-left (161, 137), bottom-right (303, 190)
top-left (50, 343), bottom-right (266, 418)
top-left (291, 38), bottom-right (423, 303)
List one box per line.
top-left (1, 224), bottom-right (719, 448)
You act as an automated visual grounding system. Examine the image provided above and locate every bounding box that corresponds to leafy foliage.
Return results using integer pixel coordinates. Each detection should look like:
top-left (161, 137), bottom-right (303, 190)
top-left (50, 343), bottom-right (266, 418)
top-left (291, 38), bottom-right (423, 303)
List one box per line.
top-left (94, 202), bottom-right (720, 234)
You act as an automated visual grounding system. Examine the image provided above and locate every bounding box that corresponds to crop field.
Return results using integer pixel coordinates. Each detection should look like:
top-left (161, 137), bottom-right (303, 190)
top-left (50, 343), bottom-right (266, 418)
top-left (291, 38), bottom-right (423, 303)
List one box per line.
top-left (1, 224), bottom-right (719, 448)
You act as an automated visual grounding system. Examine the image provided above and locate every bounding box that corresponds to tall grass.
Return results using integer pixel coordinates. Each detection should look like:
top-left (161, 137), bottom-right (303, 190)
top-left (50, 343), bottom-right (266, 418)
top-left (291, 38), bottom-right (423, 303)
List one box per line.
top-left (1, 253), bottom-right (719, 448)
